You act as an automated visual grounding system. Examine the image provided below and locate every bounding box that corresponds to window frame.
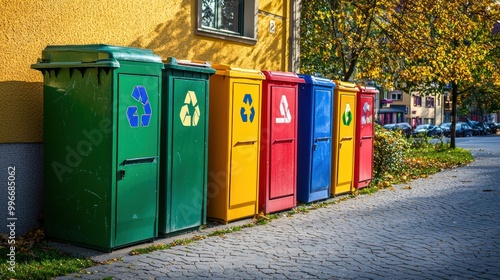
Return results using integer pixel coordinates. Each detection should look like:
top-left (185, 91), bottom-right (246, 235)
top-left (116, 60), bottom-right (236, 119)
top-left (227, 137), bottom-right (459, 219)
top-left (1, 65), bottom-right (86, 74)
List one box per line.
top-left (425, 97), bottom-right (435, 108)
top-left (197, 0), bottom-right (258, 45)
top-left (391, 90), bottom-right (402, 100)
top-left (414, 96), bottom-right (422, 107)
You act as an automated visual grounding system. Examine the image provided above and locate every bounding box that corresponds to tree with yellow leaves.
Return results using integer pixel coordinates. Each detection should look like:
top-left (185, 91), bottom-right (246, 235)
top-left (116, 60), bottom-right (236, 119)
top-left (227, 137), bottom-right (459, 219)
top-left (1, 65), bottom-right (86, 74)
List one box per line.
top-left (383, 0), bottom-right (500, 148)
top-left (300, 0), bottom-right (500, 148)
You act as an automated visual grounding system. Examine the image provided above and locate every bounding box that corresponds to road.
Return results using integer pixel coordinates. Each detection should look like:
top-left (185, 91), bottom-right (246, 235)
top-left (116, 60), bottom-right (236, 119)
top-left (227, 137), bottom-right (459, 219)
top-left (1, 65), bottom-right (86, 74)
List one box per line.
top-left (57, 135), bottom-right (500, 279)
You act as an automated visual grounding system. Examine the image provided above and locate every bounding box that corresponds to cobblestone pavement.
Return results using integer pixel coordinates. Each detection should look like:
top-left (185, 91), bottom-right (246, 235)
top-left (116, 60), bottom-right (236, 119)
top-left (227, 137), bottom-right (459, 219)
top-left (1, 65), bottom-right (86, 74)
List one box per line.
top-left (58, 137), bottom-right (500, 279)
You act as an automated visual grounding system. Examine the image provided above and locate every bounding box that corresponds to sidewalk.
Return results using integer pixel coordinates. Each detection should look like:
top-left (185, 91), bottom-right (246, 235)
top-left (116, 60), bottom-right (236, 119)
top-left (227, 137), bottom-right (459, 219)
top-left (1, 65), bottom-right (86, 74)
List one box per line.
top-left (56, 138), bottom-right (500, 279)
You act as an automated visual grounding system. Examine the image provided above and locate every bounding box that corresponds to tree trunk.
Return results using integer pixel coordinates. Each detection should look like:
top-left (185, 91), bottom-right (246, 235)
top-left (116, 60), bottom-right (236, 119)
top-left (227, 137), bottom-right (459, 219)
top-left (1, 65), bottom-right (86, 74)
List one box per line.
top-left (450, 81), bottom-right (458, 149)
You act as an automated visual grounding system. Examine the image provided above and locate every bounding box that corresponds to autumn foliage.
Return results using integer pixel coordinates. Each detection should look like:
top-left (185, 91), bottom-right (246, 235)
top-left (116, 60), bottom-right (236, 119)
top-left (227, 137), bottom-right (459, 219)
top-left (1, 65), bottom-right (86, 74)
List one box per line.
top-left (301, 0), bottom-right (499, 89)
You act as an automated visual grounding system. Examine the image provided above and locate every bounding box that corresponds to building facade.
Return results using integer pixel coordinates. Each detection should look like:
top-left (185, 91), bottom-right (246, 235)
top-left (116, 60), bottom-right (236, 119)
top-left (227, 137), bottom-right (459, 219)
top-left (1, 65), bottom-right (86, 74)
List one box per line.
top-left (378, 90), bottom-right (444, 128)
top-left (0, 0), bottom-right (300, 235)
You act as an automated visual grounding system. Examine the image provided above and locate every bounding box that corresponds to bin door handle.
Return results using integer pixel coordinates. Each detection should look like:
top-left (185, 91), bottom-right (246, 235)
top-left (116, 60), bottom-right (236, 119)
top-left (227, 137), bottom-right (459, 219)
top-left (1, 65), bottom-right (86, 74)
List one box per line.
top-left (272, 138), bottom-right (294, 144)
top-left (234, 140), bottom-right (257, 147)
top-left (122, 156), bottom-right (157, 165)
top-left (340, 137), bottom-right (353, 142)
top-left (315, 137), bottom-right (331, 142)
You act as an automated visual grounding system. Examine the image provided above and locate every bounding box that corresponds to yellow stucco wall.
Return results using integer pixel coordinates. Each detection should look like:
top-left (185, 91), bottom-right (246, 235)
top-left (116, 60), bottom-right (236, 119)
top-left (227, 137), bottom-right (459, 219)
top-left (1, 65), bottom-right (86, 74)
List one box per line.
top-left (0, 0), bottom-right (291, 143)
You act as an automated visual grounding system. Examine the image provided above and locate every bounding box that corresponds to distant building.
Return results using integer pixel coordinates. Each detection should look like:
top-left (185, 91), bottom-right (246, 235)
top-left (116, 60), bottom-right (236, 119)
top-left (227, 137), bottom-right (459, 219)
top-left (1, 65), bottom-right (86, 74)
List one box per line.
top-left (378, 90), bottom-right (444, 127)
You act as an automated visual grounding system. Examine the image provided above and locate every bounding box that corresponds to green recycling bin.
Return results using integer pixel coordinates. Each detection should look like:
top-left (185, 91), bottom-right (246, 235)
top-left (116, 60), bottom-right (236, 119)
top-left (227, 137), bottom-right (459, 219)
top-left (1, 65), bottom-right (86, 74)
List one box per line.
top-left (32, 44), bottom-right (163, 251)
top-left (159, 58), bottom-right (215, 235)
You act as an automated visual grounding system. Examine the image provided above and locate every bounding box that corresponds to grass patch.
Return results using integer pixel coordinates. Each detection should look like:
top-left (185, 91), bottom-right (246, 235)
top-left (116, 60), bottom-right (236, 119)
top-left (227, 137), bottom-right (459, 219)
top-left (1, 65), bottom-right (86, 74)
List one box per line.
top-left (254, 212), bottom-right (282, 225)
top-left (0, 242), bottom-right (95, 280)
top-left (356, 186), bottom-right (379, 195)
top-left (403, 147), bottom-right (473, 180)
top-left (310, 201), bottom-right (330, 209)
top-left (207, 226), bottom-right (242, 237)
top-left (129, 237), bottom-right (202, 255)
top-left (129, 243), bottom-right (172, 255)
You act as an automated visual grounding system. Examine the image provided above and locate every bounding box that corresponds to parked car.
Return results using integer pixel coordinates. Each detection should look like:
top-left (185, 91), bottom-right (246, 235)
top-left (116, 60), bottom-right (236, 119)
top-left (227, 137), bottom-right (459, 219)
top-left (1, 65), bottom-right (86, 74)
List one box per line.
top-left (458, 122), bottom-right (474, 137)
top-left (383, 123), bottom-right (412, 137)
top-left (474, 122), bottom-right (491, 135)
top-left (439, 122), bottom-right (452, 137)
top-left (439, 122), bottom-right (473, 137)
top-left (466, 119), bottom-right (488, 135)
top-left (412, 124), bottom-right (443, 138)
top-left (487, 122), bottom-right (500, 134)
top-left (468, 122), bottom-right (482, 135)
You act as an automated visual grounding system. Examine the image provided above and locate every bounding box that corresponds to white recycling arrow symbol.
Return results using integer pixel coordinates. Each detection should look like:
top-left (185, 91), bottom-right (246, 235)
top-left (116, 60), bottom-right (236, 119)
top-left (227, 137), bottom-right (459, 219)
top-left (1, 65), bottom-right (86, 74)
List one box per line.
top-left (275, 95), bottom-right (292, 124)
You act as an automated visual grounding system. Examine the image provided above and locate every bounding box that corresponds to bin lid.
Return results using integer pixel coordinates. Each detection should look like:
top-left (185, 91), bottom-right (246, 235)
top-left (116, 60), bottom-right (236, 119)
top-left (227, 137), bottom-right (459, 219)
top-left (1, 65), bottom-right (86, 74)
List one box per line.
top-left (31, 44), bottom-right (162, 70)
top-left (357, 86), bottom-right (379, 94)
top-left (163, 57), bottom-right (215, 74)
top-left (261, 70), bottom-right (304, 83)
top-left (298, 74), bottom-right (336, 88)
top-left (334, 80), bottom-right (359, 92)
top-left (211, 64), bottom-right (265, 80)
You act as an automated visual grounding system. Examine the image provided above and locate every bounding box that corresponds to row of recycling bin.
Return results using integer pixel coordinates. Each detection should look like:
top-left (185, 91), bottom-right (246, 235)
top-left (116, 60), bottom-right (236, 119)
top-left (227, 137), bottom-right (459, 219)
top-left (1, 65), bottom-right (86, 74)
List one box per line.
top-left (32, 45), bottom-right (377, 251)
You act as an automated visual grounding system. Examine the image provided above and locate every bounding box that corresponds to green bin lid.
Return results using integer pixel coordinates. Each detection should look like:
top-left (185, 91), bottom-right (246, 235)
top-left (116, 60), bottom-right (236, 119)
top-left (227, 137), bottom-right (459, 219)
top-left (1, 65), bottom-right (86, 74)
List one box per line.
top-left (32, 44), bottom-right (162, 69)
top-left (162, 57), bottom-right (215, 74)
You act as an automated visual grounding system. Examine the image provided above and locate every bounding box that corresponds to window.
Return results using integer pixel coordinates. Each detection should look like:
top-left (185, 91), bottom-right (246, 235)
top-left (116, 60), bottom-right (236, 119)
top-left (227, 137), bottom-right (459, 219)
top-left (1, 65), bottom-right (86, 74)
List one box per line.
top-left (425, 97), bottom-right (435, 108)
top-left (381, 88), bottom-right (389, 100)
top-left (391, 90), bottom-right (402, 100)
top-left (414, 96), bottom-right (422, 107)
top-left (198, 0), bottom-right (257, 44)
top-left (201, 0), bottom-right (242, 34)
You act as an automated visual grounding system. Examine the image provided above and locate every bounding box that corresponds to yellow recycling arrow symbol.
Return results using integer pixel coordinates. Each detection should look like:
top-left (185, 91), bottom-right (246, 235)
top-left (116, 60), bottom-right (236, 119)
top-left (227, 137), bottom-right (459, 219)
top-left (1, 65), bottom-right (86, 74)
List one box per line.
top-left (179, 91), bottom-right (200, 126)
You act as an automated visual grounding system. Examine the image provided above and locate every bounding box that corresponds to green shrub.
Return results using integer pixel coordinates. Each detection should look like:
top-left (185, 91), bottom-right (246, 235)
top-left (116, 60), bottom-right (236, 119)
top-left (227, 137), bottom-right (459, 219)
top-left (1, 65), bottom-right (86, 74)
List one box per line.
top-left (373, 124), bottom-right (410, 183)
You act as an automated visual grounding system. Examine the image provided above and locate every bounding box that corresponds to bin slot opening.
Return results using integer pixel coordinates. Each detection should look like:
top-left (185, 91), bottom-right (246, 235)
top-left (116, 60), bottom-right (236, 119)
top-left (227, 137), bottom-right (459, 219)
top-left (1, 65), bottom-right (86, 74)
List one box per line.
top-left (361, 136), bottom-right (373, 140)
top-left (315, 137), bottom-right (331, 142)
top-left (340, 137), bottom-right (353, 142)
top-left (272, 138), bottom-right (294, 144)
top-left (122, 157), bottom-right (157, 165)
top-left (234, 140), bottom-right (257, 147)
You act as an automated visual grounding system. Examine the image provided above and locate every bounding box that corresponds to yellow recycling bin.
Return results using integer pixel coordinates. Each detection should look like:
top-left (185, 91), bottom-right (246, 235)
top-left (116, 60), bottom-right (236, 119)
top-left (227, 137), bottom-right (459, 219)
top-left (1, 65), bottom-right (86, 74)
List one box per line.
top-left (207, 64), bottom-right (264, 223)
top-left (331, 81), bottom-right (358, 195)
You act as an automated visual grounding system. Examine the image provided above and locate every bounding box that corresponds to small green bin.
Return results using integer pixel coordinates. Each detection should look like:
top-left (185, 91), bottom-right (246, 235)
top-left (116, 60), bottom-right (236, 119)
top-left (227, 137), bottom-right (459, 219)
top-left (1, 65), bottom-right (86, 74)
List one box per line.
top-left (159, 58), bottom-right (215, 235)
top-left (32, 44), bottom-right (163, 251)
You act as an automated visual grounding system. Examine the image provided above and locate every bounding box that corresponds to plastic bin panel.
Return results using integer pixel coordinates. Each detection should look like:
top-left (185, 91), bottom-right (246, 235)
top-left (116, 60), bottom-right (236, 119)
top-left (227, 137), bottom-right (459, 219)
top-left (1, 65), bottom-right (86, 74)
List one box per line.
top-left (354, 87), bottom-right (376, 188)
top-left (116, 162), bottom-right (158, 246)
top-left (170, 78), bottom-right (207, 231)
top-left (229, 82), bottom-right (260, 209)
top-left (116, 74), bottom-right (159, 246)
top-left (335, 93), bottom-right (356, 194)
top-left (358, 136), bottom-right (373, 182)
top-left (269, 86), bottom-right (296, 199)
top-left (312, 89), bottom-right (333, 193)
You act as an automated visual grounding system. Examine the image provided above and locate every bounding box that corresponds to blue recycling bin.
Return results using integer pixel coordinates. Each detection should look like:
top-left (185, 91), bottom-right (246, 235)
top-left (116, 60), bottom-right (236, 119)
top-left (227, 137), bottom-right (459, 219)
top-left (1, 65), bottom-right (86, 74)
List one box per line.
top-left (296, 75), bottom-right (335, 203)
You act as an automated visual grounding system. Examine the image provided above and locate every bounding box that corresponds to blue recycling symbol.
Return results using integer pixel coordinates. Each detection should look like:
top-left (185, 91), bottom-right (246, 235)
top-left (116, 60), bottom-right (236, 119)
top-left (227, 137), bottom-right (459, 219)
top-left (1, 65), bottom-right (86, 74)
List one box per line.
top-left (126, 86), bottom-right (152, 128)
top-left (240, 93), bottom-right (255, 123)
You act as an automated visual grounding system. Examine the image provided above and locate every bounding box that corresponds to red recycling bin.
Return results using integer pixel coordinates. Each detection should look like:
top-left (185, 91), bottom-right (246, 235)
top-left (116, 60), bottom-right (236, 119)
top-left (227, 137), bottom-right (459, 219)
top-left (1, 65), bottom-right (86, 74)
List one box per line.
top-left (354, 86), bottom-right (378, 189)
top-left (259, 70), bottom-right (304, 213)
